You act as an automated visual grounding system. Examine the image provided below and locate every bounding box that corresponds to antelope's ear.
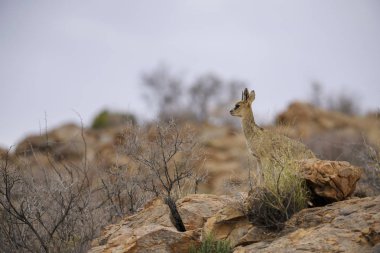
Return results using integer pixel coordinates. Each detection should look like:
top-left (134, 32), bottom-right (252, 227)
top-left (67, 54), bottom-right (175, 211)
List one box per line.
top-left (242, 88), bottom-right (249, 101)
top-left (247, 90), bottom-right (255, 104)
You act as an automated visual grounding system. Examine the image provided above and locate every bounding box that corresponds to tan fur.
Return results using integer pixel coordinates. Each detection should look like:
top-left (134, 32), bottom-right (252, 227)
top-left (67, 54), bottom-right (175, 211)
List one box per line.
top-left (230, 88), bottom-right (315, 171)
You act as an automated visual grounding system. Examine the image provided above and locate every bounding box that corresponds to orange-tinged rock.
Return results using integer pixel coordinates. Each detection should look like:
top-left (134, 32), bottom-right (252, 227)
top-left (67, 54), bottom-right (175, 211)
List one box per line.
top-left (298, 158), bottom-right (362, 203)
top-left (235, 196), bottom-right (380, 253)
top-left (89, 194), bottom-right (232, 253)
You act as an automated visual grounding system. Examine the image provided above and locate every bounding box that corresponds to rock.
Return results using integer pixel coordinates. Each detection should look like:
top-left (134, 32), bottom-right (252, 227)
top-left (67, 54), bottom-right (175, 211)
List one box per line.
top-left (15, 134), bottom-right (50, 155)
top-left (89, 198), bottom-right (184, 253)
top-left (275, 102), bottom-right (359, 138)
top-left (298, 158), bottom-right (362, 204)
top-left (89, 194), bottom-right (232, 253)
top-left (89, 224), bottom-right (199, 253)
top-left (235, 195), bottom-right (380, 253)
top-left (203, 204), bottom-right (252, 247)
top-left (92, 198), bottom-right (173, 243)
top-left (15, 123), bottom-right (86, 160)
top-left (276, 102), bottom-right (380, 197)
top-left (177, 194), bottom-right (232, 230)
top-left (202, 203), bottom-right (276, 248)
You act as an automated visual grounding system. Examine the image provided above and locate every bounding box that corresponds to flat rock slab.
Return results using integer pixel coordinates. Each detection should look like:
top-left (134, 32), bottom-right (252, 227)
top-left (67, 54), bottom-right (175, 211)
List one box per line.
top-left (235, 196), bottom-right (380, 253)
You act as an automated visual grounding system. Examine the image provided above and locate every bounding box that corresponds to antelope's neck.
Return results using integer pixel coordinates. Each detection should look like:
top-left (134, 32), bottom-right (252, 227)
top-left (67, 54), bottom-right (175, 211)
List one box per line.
top-left (242, 110), bottom-right (262, 138)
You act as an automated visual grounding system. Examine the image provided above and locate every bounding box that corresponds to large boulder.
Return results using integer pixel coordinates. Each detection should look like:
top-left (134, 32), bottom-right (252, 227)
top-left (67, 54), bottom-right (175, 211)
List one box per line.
top-left (202, 203), bottom-right (274, 248)
top-left (177, 194), bottom-right (232, 230)
top-left (234, 195), bottom-right (380, 253)
top-left (298, 158), bottom-right (362, 204)
top-left (89, 194), bottom-right (232, 253)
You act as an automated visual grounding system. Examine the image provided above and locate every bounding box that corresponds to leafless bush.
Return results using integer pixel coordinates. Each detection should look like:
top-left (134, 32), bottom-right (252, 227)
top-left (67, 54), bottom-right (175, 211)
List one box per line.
top-left (141, 64), bottom-right (246, 123)
top-left (327, 93), bottom-right (360, 116)
top-left (353, 139), bottom-right (380, 196)
top-left (189, 73), bottom-right (222, 122)
top-left (305, 130), bottom-right (364, 162)
top-left (2, 118), bottom-right (208, 251)
top-left (0, 151), bottom-right (95, 253)
top-left (308, 82), bottom-right (361, 115)
top-left (99, 164), bottom-right (150, 221)
top-left (120, 120), bottom-right (206, 232)
top-left (141, 64), bottom-right (185, 120)
top-left (309, 81), bottom-right (323, 108)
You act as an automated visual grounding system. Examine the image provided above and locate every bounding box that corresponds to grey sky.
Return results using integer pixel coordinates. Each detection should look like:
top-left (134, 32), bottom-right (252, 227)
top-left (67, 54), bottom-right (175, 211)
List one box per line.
top-left (1, 0), bottom-right (379, 147)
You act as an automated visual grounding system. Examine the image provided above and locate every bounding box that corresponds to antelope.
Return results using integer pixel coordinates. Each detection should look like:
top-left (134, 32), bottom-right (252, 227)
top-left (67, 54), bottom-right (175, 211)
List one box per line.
top-left (230, 88), bottom-right (315, 178)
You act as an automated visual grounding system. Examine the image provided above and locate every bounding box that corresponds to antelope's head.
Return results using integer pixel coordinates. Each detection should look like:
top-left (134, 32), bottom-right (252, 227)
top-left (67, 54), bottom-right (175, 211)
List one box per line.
top-left (230, 88), bottom-right (255, 117)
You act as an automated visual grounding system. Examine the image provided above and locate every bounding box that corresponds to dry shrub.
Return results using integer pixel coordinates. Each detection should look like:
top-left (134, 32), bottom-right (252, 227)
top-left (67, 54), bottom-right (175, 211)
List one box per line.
top-left (0, 119), bottom-right (207, 252)
top-left (99, 164), bottom-right (151, 221)
top-left (0, 152), bottom-right (96, 253)
top-left (355, 141), bottom-right (380, 196)
top-left (245, 144), bottom-right (309, 230)
top-left (119, 120), bottom-right (206, 231)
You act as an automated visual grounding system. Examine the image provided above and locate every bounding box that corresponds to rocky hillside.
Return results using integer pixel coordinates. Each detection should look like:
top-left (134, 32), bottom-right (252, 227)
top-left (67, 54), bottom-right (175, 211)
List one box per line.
top-left (88, 193), bottom-right (380, 253)
top-left (2, 102), bottom-right (379, 253)
top-left (9, 102), bottom-right (380, 196)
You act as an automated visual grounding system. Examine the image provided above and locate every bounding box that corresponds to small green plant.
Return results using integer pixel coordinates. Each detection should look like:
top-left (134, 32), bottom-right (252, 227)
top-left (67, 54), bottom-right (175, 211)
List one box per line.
top-left (189, 234), bottom-right (232, 253)
top-left (91, 110), bottom-right (136, 129)
top-left (92, 110), bottom-right (109, 129)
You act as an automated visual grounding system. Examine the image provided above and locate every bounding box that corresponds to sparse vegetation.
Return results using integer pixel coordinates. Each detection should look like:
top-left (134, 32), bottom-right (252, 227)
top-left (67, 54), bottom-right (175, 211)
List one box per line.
top-left (245, 152), bottom-right (309, 230)
top-left (1, 70), bottom-right (379, 252)
top-left (0, 151), bottom-right (96, 253)
top-left (141, 65), bottom-right (185, 120)
top-left (91, 110), bottom-right (136, 129)
top-left (99, 164), bottom-right (149, 220)
top-left (189, 74), bottom-right (222, 122)
top-left (120, 120), bottom-right (206, 232)
top-left (309, 82), bottom-right (361, 115)
top-left (0, 119), bottom-right (206, 251)
top-left (92, 110), bottom-right (109, 129)
top-left (189, 234), bottom-right (232, 253)
top-left (141, 64), bottom-right (246, 123)
top-left (354, 140), bottom-right (380, 196)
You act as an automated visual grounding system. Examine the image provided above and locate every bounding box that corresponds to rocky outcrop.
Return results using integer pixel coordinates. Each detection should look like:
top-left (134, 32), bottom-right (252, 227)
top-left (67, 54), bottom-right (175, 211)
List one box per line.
top-left (15, 123), bottom-right (87, 160)
top-left (177, 194), bottom-right (232, 230)
top-left (275, 102), bottom-right (363, 138)
top-left (89, 193), bottom-right (380, 253)
top-left (90, 225), bottom-right (198, 253)
top-left (298, 158), bottom-right (362, 204)
top-left (276, 102), bottom-right (380, 197)
top-left (89, 194), bottom-right (232, 253)
top-left (89, 198), bottom-right (191, 253)
top-left (202, 203), bottom-right (275, 248)
top-left (235, 195), bottom-right (380, 253)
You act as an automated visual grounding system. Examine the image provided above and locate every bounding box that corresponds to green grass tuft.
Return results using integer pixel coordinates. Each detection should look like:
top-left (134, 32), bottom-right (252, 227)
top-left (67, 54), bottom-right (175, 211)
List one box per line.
top-left (246, 139), bottom-right (310, 230)
top-left (189, 234), bottom-right (232, 253)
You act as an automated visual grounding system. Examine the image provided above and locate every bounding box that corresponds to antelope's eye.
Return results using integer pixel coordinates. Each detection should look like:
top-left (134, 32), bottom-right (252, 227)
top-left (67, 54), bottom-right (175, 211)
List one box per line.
top-left (235, 104), bottom-right (240, 109)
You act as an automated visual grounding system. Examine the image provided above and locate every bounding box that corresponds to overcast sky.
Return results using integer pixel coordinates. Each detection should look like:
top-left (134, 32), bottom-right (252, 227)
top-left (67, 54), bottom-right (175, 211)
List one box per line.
top-left (1, 0), bottom-right (379, 147)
